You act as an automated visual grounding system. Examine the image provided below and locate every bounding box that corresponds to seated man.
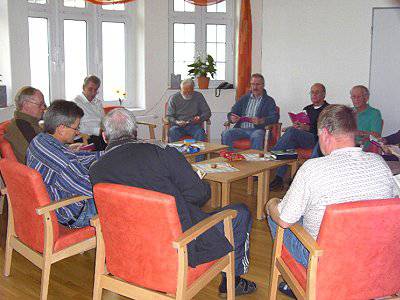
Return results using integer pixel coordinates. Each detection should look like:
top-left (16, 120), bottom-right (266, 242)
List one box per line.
top-left (221, 73), bottom-right (279, 150)
top-left (270, 83), bottom-right (329, 188)
top-left (310, 85), bottom-right (383, 158)
top-left (4, 86), bottom-right (46, 163)
top-left (167, 78), bottom-right (211, 142)
top-left (73, 75), bottom-right (106, 150)
top-left (266, 104), bottom-right (397, 298)
top-left (89, 108), bottom-right (256, 297)
top-left (26, 100), bottom-right (102, 228)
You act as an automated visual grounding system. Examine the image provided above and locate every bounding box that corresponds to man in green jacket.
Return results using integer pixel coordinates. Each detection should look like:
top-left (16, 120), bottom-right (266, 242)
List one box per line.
top-left (4, 86), bottom-right (45, 163)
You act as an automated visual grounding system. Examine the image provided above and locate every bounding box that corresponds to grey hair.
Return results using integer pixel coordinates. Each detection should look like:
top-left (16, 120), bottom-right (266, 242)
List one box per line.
top-left (101, 108), bottom-right (138, 142)
top-left (14, 86), bottom-right (40, 110)
top-left (43, 100), bottom-right (84, 134)
top-left (180, 78), bottom-right (195, 88)
top-left (351, 85), bottom-right (370, 98)
top-left (83, 75), bottom-right (101, 89)
top-left (317, 104), bottom-right (356, 136)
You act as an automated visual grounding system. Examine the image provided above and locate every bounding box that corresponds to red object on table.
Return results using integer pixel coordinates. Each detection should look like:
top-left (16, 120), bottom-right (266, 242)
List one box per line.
top-left (220, 150), bottom-right (245, 162)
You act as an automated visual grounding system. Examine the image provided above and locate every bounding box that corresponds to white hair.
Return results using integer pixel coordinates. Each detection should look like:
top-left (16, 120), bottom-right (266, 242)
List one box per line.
top-left (101, 108), bottom-right (138, 142)
top-left (180, 78), bottom-right (195, 89)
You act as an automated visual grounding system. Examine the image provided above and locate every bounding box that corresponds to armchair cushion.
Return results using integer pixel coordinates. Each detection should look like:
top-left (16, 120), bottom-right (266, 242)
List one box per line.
top-left (281, 246), bottom-right (307, 289)
top-left (0, 139), bottom-right (18, 161)
top-left (54, 225), bottom-right (95, 252)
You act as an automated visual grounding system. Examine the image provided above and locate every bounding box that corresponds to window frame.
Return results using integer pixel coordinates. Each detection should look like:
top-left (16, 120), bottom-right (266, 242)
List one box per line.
top-left (27, 0), bottom-right (136, 105)
top-left (168, 0), bottom-right (234, 88)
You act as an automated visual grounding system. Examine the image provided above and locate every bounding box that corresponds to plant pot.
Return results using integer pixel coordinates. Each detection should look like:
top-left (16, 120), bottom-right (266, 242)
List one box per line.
top-left (197, 76), bottom-right (210, 89)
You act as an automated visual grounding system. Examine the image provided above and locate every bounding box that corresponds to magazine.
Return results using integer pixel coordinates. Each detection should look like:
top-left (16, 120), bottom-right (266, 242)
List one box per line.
top-left (288, 112), bottom-right (310, 124)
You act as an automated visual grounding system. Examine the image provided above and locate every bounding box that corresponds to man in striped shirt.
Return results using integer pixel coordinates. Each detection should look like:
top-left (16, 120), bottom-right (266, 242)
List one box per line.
top-left (221, 73), bottom-right (279, 150)
top-left (26, 100), bottom-right (102, 228)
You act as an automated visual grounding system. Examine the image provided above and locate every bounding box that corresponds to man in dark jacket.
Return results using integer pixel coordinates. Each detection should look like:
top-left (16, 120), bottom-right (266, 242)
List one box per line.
top-left (89, 108), bottom-right (256, 297)
top-left (221, 73), bottom-right (279, 150)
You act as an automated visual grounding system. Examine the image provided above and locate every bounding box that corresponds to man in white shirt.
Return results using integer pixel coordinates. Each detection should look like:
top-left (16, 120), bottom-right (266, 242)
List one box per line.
top-left (73, 75), bottom-right (106, 150)
top-left (266, 104), bottom-right (397, 297)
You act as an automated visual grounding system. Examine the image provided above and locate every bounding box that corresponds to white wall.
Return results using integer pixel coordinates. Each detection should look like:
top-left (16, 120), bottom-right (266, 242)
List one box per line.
top-left (262, 0), bottom-right (400, 127)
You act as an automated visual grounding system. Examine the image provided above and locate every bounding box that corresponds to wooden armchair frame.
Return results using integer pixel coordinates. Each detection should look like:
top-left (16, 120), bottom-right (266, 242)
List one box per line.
top-left (268, 219), bottom-right (323, 300)
top-left (91, 209), bottom-right (237, 300)
top-left (3, 190), bottom-right (96, 300)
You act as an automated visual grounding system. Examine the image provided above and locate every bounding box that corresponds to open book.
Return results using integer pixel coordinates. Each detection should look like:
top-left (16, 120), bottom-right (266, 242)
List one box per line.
top-left (288, 112), bottom-right (310, 124)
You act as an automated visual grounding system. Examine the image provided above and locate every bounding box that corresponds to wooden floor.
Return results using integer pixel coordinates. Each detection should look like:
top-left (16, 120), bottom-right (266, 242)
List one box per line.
top-left (0, 178), bottom-right (292, 300)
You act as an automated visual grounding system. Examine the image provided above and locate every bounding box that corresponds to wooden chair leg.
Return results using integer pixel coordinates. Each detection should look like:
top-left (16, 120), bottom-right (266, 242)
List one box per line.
top-left (40, 260), bottom-right (51, 300)
top-left (226, 252), bottom-right (235, 300)
top-left (247, 177), bottom-right (254, 195)
top-left (268, 262), bottom-right (280, 300)
top-left (3, 235), bottom-right (13, 276)
top-left (0, 194), bottom-right (4, 215)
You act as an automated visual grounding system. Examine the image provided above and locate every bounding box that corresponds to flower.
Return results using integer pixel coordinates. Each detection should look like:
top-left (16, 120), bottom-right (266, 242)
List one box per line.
top-left (114, 89), bottom-right (127, 106)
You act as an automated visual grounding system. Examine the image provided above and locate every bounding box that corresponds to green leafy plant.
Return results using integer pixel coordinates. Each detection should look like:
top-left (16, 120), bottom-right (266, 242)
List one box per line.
top-left (187, 55), bottom-right (217, 78)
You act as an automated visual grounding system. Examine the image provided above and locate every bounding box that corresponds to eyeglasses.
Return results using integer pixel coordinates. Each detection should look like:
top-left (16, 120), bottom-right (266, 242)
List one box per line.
top-left (26, 100), bottom-right (47, 109)
top-left (62, 124), bottom-right (80, 132)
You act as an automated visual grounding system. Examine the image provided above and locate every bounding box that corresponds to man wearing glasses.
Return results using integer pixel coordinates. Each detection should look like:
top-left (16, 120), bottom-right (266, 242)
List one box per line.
top-left (269, 83), bottom-right (329, 189)
top-left (221, 73), bottom-right (279, 150)
top-left (26, 100), bottom-right (102, 228)
top-left (5, 86), bottom-right (46, 163)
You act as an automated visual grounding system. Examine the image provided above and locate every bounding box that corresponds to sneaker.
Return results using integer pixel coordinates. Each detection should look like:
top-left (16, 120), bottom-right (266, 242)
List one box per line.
top-left (219, 277), bottom-right (257, 298)
top-left (269, 176), bottom-right (284, 190)
top-left (278, 281), bottom-right (296, 299)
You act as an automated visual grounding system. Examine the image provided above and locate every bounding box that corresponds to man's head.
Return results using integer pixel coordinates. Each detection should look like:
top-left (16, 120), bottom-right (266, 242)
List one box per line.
top-left (309, 83), bottom-right (326, 106)
top-left (180, 78), bottom-right (195, 100)
top-left (82, 75), bottom-right (101, 102)
top-left (15, 86), bottom-right (46, 119)
top-left (101, 108), bottom-right (138, 143)
top-left (317, 104), bottom-right (357, 155)
top-left (250, 73), bottom-right (265, 97)
top-left (43, 100), bottom-right (84, 144)
top-left (350, 85), bottom-right (369, 110)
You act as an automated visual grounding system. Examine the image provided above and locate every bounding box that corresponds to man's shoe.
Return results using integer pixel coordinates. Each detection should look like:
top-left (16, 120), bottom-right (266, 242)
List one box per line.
top-left (219, 277), bottom-right (257, 298)
top-left (269, 176), bottom-right (284, 190)
top-left (278, 281), bottom-right (296, 299)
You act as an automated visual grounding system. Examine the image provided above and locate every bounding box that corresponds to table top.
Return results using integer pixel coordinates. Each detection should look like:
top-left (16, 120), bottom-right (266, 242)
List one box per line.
top-left (169, 141), bottom-right (229, 158)
top-left (193, 149), bottom-right (297, 183)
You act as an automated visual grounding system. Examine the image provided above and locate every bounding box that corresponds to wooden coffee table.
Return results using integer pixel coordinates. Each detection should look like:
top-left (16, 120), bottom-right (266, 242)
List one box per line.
top-left (169, 141), bottom-right (229, 162)
top-left (194, 149), bottom-right (298, 220)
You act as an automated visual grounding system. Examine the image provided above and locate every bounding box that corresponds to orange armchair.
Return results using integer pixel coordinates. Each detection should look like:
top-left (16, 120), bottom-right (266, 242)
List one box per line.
top-left (91, 183), bottom-right (236, 300)
top-left (0, 159), bottom-right (96, 300)
top-left (268, 198), bottom-right (400, 300)
top-left (223, 106), bottom-right (281, 151)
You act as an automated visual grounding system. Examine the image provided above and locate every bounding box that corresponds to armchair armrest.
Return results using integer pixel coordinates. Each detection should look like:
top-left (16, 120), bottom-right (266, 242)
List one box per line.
top-left (162, 117), bottom-right (170, 125)
top-left (172, 209), bottom-right (237, 249)
top-left (287, 223), bottom-right (323, 257)
top-left (90, 215), bottom-right (100, 227)
top-left (137, 121), bottom-right (157, 139)
top-left (36, 195), bottom-right (91, 216)
top-left (137, 121), bottom-right (156, 128)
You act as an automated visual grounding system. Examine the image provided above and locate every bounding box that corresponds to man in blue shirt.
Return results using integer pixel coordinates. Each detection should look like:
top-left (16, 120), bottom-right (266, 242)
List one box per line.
top-left (26, 100), bottom-right (102, 228)
top-left (221, 73), bottom-right (279, 150)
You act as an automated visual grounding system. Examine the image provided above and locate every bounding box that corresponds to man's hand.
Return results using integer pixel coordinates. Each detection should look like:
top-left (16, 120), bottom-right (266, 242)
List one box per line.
top-left (230, 113), bottom-right (240, 123)
top-left (293, 122), bottom-right (310, 131)
top-left (176, 120), bottom-right (188, 127)
top-left (192, 116), bottom-right (201, 124)
top-left (251, 117), bottom-right (265, 125)
top-left (69, 142), bottom-right (85, 152)
top-left (265, 198), bottom-right (291, 228)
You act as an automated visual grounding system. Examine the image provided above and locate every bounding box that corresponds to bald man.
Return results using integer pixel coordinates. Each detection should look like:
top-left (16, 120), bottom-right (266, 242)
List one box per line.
top-left (270, 83), bottom-right (329, 189)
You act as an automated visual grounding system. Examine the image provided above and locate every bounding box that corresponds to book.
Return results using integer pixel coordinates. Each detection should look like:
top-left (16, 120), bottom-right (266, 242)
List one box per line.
top-left (79, 143), bottom-right (96, 151)
top-left (270, 149), bottom-right (298, 160)
top-left (288, 112), bottom-right (310, 124)
top-left (239, 116), bottom-right (253, 123)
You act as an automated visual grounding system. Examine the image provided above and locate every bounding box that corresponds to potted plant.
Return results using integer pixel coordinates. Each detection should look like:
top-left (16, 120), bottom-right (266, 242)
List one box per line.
top-left (187, 54), bottom-right (217, 89)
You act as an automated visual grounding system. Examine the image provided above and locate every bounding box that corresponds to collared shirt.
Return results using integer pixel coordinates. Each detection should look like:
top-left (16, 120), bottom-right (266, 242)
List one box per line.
top-left (241, 94), bottom-right (262, 129)
top-left (278, 147), bottom-right (397, 239)
top-left (355, 104), bottom-right (383, 144)
top-left (73, 94), bottom-right (105, 136)
top-left (26, 133), bottom-right (103, 227)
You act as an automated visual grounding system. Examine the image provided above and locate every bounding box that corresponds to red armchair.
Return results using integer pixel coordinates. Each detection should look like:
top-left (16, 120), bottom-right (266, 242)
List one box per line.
top-left (0, 159), bottom-right (96, 300)
top-left (223, 106), bottom-right (281, 152)
top-left (91, 183), bottom-right (236, 300)
top-left (268, 198), bottom-right (400, 300)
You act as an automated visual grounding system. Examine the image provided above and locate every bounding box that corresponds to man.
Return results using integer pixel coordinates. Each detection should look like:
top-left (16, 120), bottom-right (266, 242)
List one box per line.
top-left (89, 108), bottom-right (256, 297)
top-left (26, 100), bottom-right (101, 228)
top-left (269, 83), bottom-right (329, 188)
top-left (73, 75), bottom-right (106, 150)
top-left (351, 85), bottom-right (382, 149)
top-left (4, 86), bottom-right (46, 163)
top-left (221, 73), bottom-right (279, 150)
top-left (167, 78), bottom-right (211, 142)
top-left (266, 105), bottom-right (397, 298)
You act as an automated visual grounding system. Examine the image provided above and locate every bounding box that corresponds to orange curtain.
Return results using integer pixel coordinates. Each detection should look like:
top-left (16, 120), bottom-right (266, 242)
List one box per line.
top-left (235, 0), bottom-right (252, 101)
top-left (85, 0), bottom-right (134, 4)
top-left (184, 0), bottom-right (225, 5)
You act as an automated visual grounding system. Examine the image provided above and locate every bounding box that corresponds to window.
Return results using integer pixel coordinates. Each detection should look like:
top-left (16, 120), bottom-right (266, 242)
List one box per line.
top-left (169, 0), bottom-right (234, 87)
top-left (27, 0), bottom-right (135, 105)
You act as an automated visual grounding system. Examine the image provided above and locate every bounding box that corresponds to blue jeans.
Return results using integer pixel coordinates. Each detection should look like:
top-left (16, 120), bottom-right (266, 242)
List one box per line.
top-left (168, 124), bottom-right (206, 143)
top-left (71, 199), bottom-right (98, 228)
top-left (221, 128), bottom-right (265, 150)
top-left (272, 127), bottom-right (316, 178)
top-left (213, 203), bottom-right (253, 276)
top-left (267, 216), bottom-right (309, 268)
